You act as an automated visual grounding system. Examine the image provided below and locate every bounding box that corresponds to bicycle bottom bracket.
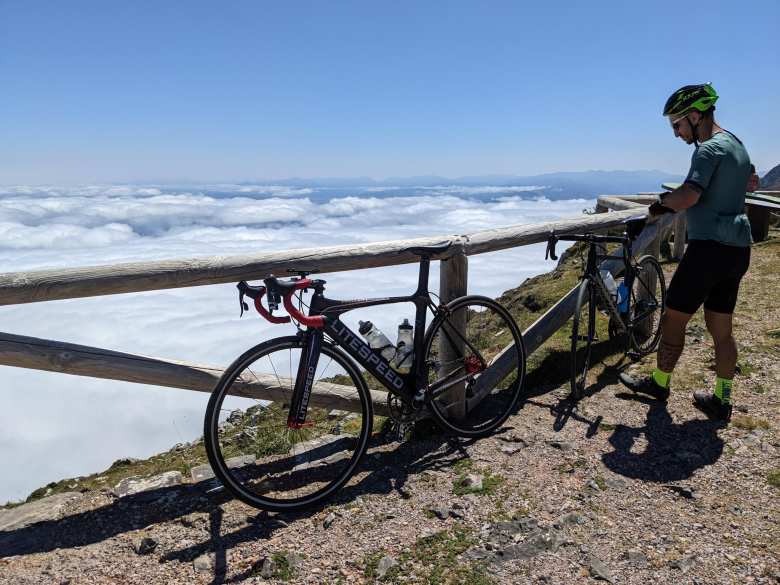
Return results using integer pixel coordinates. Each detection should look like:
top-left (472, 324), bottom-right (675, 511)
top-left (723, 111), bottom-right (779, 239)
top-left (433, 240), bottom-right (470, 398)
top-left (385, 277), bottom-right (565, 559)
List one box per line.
top-left (387, 394), bottom-right (417, 423)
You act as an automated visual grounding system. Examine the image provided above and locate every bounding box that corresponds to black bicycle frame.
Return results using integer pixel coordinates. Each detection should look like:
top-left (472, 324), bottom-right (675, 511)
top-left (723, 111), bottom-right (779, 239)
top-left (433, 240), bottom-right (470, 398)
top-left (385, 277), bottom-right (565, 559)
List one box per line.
top-left (584, 239), bottom-right (659, 334)
top-left (285, 256), bottom-right (461, 426)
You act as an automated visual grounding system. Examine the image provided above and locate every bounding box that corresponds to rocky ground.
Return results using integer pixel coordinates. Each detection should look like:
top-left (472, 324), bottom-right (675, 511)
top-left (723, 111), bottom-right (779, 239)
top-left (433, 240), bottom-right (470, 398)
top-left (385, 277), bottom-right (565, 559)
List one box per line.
top-left (1, 236), bottom-right (778, 585)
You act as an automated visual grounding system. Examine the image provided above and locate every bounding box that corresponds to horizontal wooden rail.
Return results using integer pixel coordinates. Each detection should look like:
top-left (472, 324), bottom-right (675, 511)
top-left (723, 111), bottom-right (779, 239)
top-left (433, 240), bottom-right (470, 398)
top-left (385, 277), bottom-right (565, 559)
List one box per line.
top-left (0, 332), bottom-right (390, 416)
top-left (0, 209), bottom-right (642, 306)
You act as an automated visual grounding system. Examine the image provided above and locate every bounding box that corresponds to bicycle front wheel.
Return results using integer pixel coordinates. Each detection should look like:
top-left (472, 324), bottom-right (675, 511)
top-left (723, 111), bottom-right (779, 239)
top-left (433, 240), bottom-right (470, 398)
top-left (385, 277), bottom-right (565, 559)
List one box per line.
top-left (628, 255), bottom-right (666, 356)
top-left (424, 295), bottom-right (525, 438)
top-left (204, 336), bottom-right (372, 511)
top-left (571, 279), bottom-right (596, 399)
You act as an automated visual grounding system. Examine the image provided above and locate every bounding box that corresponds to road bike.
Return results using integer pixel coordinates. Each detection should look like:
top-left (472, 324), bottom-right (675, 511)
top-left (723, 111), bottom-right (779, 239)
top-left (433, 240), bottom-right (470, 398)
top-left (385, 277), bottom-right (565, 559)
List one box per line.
top-left (204, 241), bottom-right (526, 511)
top-left (545, 216), bottom-right (666, 399)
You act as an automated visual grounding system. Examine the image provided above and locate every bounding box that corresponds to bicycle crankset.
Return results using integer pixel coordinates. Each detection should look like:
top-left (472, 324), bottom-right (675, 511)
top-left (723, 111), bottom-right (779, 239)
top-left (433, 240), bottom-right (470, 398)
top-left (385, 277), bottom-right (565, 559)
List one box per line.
top-left (387, 394), bottom-right (419, 424)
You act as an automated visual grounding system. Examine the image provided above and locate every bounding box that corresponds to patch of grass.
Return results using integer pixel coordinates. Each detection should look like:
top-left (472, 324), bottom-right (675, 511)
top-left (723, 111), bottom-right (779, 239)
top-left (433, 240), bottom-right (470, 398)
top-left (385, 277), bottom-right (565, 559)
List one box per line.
top-left (556, 457), bottom-right (588, 474)
top-left (767, 469), bottom-right (780, 490)
top-left (452, 469), bottom-right (505, 497)
top-left (452, 457), bottom-right (475, 474)
top-left (363, 551), bottom-right (385, 580)
top-left (271, 551), bottom-right (293, 581)
top-left (731, 415), bottom-right (771, 431)
top-left (365, 527), bottom-right (495, 585)
top-left (594, 475), bottom-right (607, 491)
top-left (598, 421), bottom-right (617, 431)
top-left (736, 360), bottom-right (755, 376)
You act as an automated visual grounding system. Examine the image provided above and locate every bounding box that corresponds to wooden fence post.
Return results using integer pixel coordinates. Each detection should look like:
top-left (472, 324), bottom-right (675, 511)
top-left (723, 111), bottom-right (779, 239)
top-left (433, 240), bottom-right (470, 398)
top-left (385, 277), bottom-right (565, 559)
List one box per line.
top-left (438, 250), bottom-right (468, 420)
top-left (672, 212), bottom-right (687, 259)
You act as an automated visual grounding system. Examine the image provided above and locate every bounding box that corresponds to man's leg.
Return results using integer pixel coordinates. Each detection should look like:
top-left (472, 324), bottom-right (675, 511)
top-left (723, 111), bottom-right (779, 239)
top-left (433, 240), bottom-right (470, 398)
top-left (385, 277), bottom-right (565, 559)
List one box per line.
top-left (656, 308), bottom-right (692, 374)
top-left (691, 309), bottom-right (736, 421)
top-left (704, 309), bottom-right (737, 379)
top-left (619, 308), bottom-right (692, 401)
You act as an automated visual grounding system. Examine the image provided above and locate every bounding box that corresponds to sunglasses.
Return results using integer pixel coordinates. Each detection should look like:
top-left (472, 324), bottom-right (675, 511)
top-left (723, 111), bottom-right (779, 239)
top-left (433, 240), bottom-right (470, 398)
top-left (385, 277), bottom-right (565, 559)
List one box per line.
top-left (671, 116), bottom-right (688, 131)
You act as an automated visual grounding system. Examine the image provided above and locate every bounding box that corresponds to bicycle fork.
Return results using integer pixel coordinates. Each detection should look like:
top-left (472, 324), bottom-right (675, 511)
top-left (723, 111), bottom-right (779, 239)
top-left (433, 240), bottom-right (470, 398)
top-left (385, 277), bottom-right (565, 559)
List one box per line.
top-left (287, 329), bottom-right (323, 429)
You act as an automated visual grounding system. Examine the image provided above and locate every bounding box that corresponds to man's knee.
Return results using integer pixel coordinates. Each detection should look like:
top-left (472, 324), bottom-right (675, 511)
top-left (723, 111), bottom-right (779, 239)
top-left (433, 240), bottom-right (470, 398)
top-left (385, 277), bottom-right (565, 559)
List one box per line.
top-left (661, 308), bottom-right (692, 341)
top-left (704, 309), bottom-right (734, 343)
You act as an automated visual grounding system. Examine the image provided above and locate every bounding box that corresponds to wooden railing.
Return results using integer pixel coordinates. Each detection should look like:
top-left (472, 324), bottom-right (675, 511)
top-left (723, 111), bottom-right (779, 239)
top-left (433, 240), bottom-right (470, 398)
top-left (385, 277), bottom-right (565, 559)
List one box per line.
top-left (0, 198), bottom-right (678, 416)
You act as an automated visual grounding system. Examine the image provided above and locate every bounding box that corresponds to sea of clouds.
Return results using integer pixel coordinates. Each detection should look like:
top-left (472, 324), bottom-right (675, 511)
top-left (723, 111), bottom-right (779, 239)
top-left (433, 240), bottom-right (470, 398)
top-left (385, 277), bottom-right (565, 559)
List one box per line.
top-left (0, 184), bottom-right (589, 503)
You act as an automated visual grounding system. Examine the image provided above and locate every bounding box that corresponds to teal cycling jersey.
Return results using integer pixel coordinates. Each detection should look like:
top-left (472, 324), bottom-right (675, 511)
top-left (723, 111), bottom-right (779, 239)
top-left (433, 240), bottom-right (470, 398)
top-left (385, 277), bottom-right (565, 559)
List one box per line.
top-left (684, 130), bottom-right (752, 247)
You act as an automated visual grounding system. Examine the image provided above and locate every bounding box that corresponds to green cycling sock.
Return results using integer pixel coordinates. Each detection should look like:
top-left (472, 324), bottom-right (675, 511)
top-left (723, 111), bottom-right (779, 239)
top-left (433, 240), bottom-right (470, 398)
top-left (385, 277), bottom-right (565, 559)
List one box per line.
top-left (715, 377), bottom-right (733, 404)
top-left (652, 368), bottom-right (671, 389)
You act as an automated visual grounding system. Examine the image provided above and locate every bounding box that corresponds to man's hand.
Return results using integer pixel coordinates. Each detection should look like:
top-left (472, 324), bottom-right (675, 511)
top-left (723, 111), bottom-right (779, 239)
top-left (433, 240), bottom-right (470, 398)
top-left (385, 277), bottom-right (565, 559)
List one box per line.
top-left (648, 200), bottom-right (675, 217)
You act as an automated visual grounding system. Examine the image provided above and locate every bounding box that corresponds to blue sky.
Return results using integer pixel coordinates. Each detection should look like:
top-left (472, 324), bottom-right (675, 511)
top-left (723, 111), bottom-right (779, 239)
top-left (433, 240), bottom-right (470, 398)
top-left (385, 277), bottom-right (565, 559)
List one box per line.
top-left (2, 0), bottom-right (778, 184)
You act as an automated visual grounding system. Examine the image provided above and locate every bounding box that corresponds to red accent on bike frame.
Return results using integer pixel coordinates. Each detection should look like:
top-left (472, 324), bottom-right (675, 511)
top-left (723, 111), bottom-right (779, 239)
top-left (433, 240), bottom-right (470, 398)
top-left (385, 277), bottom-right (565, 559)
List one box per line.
top-left (282, 279), bottom-right (325, 329)
top-left (252, 287), bottom-right (291, 324)
top-left (464, 355), bottom-right (485, 374)
top-left (286, 417), bottom-right (315, 429)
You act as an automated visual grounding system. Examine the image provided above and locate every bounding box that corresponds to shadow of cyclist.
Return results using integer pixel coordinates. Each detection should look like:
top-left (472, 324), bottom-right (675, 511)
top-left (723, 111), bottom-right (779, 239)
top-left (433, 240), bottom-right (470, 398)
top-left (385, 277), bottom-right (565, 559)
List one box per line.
top-left (601, 393), bottom-right (724, 482)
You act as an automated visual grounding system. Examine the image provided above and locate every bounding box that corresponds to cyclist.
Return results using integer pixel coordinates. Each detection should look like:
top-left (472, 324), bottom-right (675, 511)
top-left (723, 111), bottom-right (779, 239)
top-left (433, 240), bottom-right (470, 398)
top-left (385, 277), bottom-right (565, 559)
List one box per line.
top-left (619, 83), bottom-right (752, 422)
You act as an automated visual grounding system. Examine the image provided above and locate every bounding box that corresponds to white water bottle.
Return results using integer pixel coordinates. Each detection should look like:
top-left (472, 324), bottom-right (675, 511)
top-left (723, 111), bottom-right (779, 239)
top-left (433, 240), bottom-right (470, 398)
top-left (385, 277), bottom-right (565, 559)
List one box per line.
top-left (600, 269), bottom-right (617, 303)
top-left (392, 319), bottom-right (414, 374)
top-left (358, 321), bottom-right (396, 362)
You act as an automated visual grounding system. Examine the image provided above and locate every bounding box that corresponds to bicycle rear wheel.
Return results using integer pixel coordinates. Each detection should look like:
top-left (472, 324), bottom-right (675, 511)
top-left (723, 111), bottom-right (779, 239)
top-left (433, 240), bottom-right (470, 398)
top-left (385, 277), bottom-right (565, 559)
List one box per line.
top-left (571, 279), bottom-right (596, 399)
top-left (204, 336), bottom-right (372, 511)
top-left (627, 255), bottom-right (666, 356)
top-left (424, 295), bottom-right (525, 438)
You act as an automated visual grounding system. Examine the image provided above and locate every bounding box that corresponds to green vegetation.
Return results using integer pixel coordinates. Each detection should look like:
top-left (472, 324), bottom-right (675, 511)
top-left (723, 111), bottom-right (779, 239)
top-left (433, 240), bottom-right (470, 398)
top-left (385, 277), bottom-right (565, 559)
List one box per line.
top-left (271, 551), bottom-right (294, 581)
top-left (15, 441), bottom-right (211, 507)
top-left (451, 458), bottom-right (504, 496)
top-left (363, 527), bottom-right (495, 585)
top-left (731, 415), bottom-right (771, 431)
top-left (556, 457), bottom-right (588, 474)
top-left (736, 360), bottom-right (755, 376)
top-left (767, 469), bottom-right (780, 490)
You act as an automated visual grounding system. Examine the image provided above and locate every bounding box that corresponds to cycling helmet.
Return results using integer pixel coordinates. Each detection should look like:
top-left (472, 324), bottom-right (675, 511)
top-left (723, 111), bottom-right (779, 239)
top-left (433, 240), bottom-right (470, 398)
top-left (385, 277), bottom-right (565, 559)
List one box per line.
top-left (663, 83), bottom-right (718, 118)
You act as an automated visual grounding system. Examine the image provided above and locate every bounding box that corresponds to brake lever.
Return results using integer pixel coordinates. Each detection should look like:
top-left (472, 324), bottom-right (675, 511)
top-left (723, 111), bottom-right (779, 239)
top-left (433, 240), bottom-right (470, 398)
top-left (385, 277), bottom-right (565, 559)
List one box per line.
top-left (239, 291), bottom-right (249, 317)
top-left (237, 281), bottom-right (249, 317)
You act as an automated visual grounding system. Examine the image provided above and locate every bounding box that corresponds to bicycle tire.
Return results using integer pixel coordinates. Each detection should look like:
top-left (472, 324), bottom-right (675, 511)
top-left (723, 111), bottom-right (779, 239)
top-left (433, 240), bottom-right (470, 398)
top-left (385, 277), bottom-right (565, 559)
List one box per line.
top-left (571, 279), bottom-right (596, 399)
top-left (424, 295), bottom-right (525, 438)
top-left (627, 254), bottom-right (666, 356)
top-left (204, 336), bottom-right (372, 511)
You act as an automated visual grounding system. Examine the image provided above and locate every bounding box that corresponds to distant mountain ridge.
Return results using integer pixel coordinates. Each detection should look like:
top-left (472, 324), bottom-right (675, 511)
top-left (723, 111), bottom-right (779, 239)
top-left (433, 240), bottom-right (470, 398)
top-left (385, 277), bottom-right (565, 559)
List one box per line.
top-left (760, 163), bottom-right (780, 190)
top-left (238, 170), bottom-right (684, 199)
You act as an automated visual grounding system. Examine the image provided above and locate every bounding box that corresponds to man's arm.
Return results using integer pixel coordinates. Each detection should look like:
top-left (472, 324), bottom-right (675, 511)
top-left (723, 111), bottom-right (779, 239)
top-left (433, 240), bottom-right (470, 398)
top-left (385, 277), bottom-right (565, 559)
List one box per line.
top-left (661, 182), bottom-right (702, 211)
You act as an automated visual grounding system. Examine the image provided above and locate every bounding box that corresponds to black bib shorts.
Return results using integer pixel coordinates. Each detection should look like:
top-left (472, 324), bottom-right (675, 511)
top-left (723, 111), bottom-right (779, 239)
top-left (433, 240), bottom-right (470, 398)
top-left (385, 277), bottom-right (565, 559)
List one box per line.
top-left (665, 239), bottom-right (751, 315)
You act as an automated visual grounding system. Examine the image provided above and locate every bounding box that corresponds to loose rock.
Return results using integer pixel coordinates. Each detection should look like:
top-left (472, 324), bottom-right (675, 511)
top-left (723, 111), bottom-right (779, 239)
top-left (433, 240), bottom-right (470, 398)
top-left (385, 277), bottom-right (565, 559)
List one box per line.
top-left (377, 555), bottom-right (398, 578)
top-left (133, 537), bottom-right (158, 555)
top-left (589, 557), bottom-right (614, 582)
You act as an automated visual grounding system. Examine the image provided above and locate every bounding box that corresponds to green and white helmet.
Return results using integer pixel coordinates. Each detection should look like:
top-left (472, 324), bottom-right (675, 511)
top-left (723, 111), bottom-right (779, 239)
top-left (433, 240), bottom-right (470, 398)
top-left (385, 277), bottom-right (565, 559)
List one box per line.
top-left (663, 83), bottom-right (718, 118)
